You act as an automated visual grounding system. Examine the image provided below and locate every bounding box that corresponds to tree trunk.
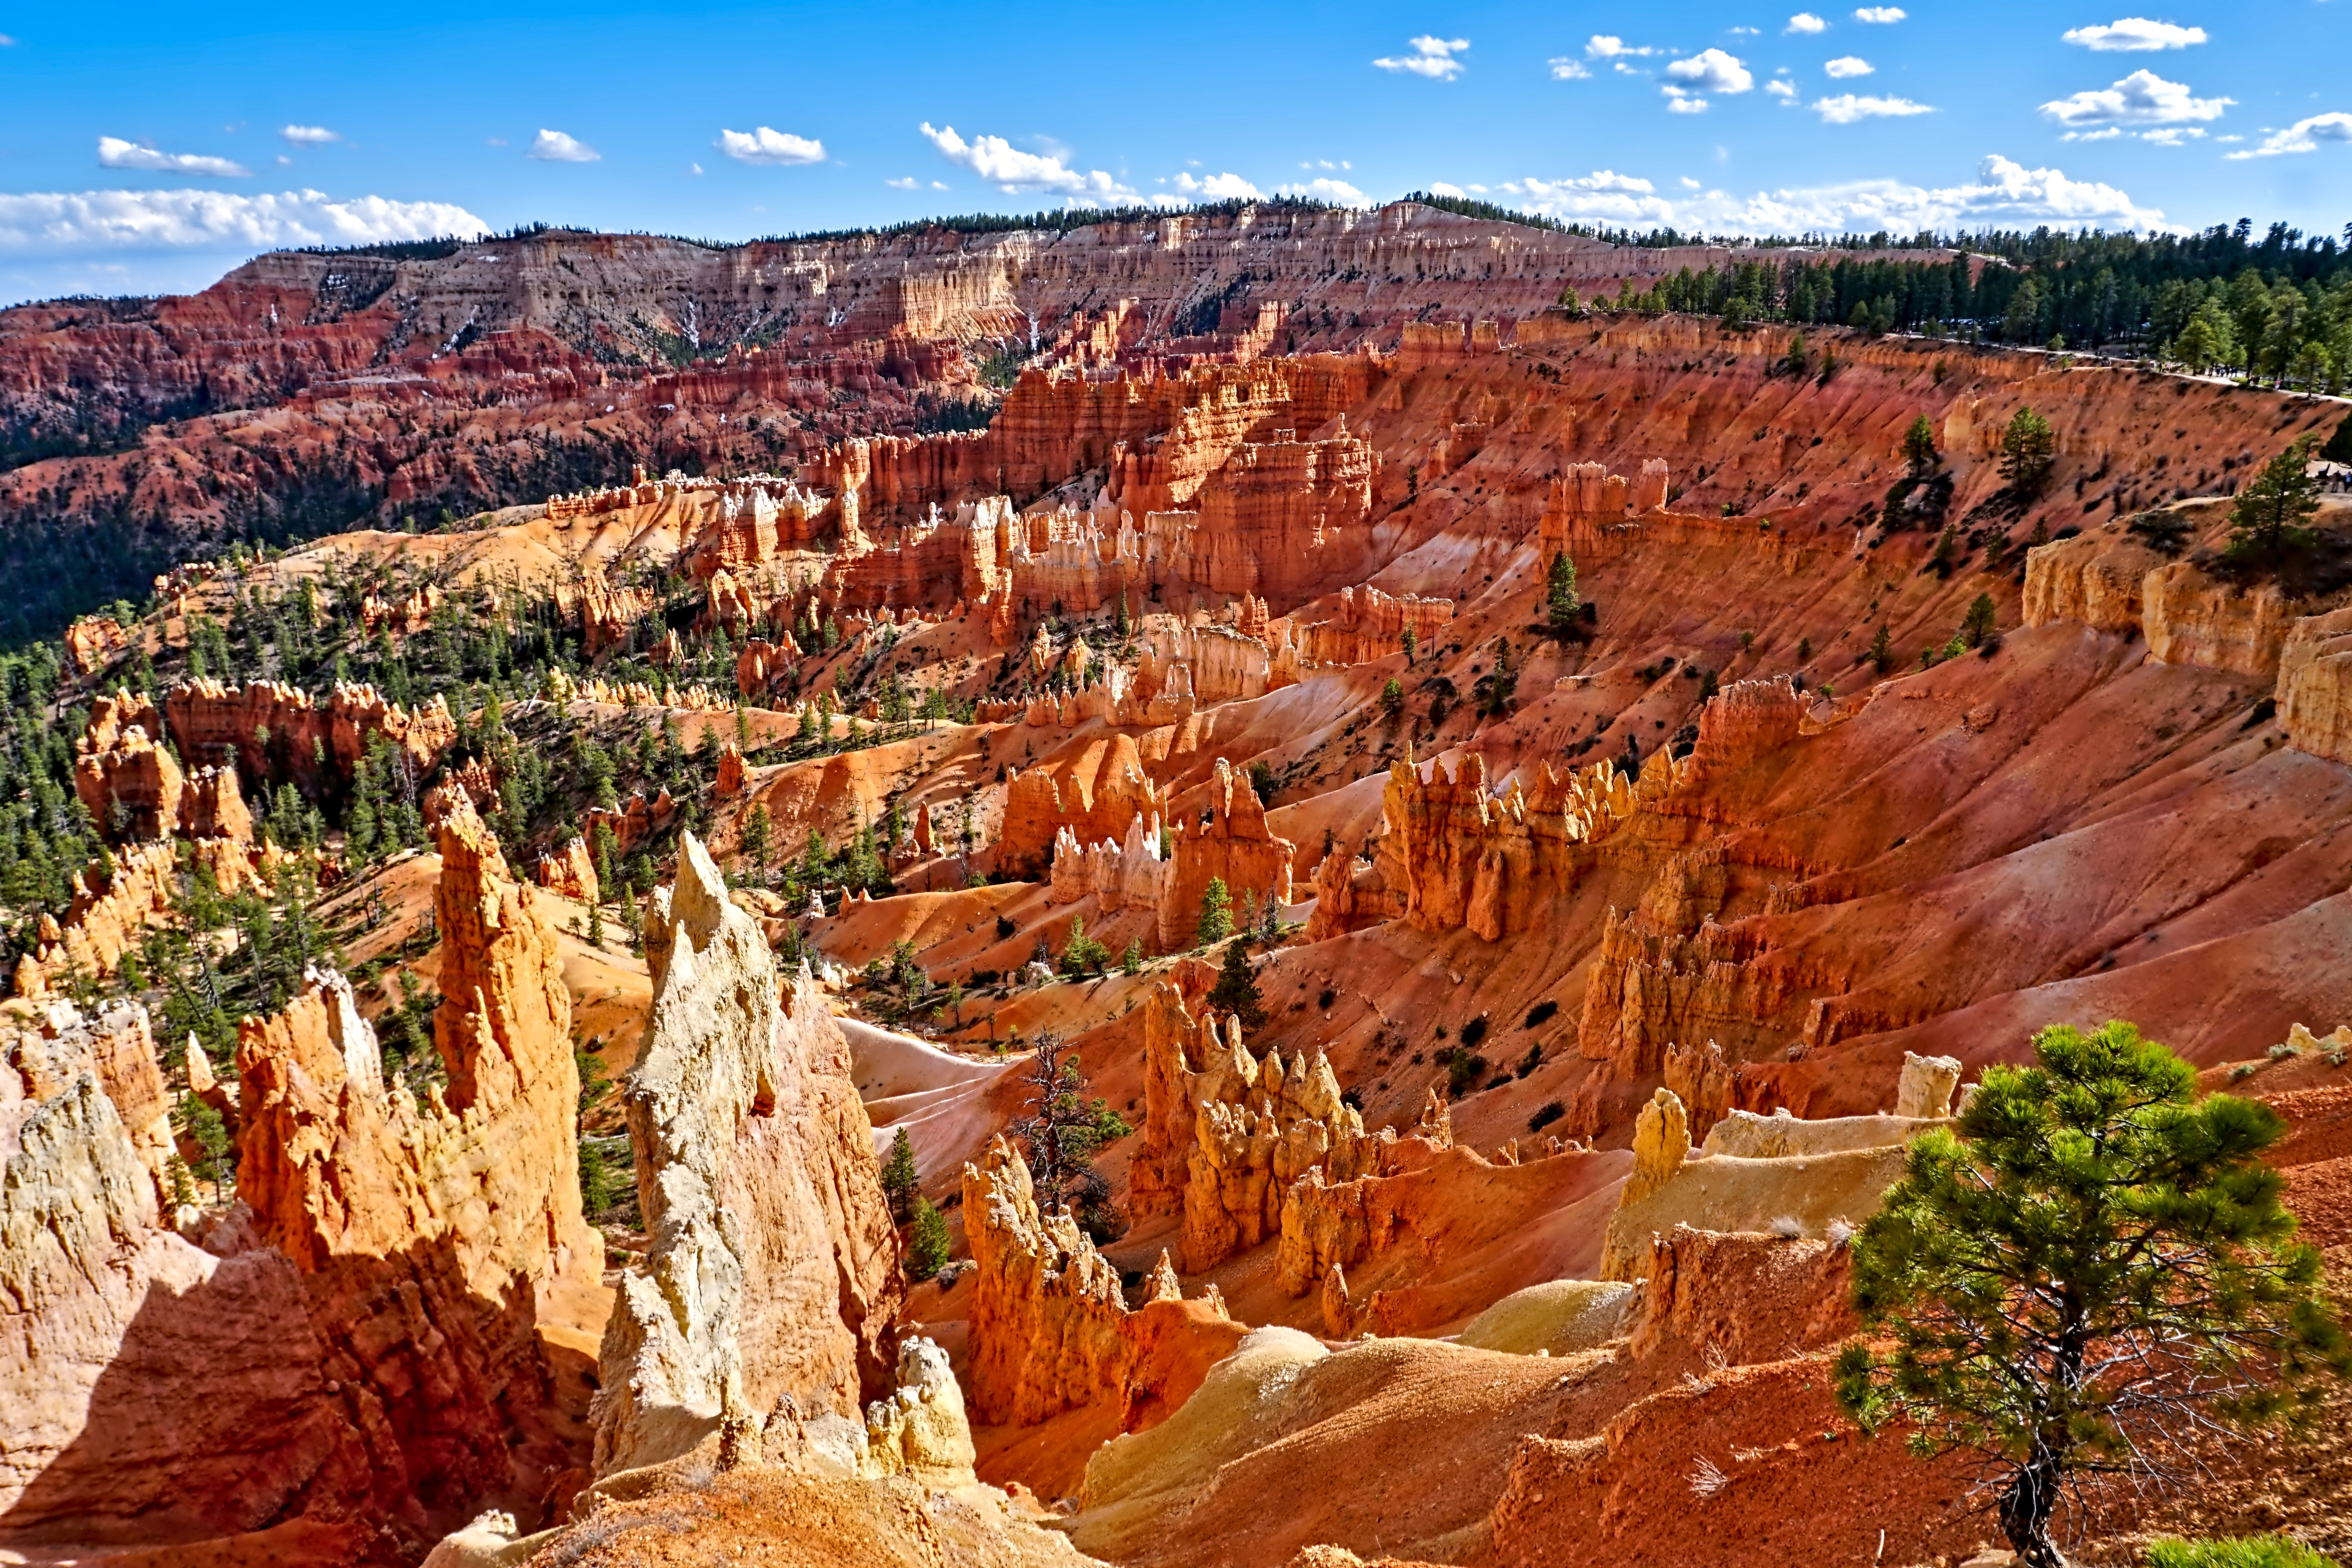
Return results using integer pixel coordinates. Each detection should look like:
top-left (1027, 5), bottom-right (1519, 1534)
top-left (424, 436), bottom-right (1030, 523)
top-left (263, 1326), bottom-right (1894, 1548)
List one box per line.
top-left (1998, 1459), bottom-right (2068, 1568)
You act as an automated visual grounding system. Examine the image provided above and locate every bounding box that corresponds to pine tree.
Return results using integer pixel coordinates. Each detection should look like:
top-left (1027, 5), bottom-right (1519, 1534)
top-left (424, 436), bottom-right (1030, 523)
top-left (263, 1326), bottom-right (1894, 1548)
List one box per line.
top-left (1120, 939), bottom-right (1143, 976)
top-left (1902, 414), bottom-right (1940, 474)
top-left (879, 1127), bottom-right (918, 1223)
top-left (1381, 677), bottom-right (1405, 719)
top-left (741, 804), bottom-right (771, 871)
top-left (1782, 331), bottom-right (1809, 377)
top-left (1869, 622), bottom-right (1893, 673)
top-left (2227, 434), bottom-right (2323, 563)
top-left (1206, 938), bottom-right (1267, 1031)
top-left (1545, 551), bottom-right (1581, 632)
top-left (1837, 1020), bottom-right (2350, 1568)
top-left (907, 1195), bottom-right (952, 1280)
top-left (1195, 877), bottom-right (1232, 947)
top-left (1998, 407), bottom-right (2058, 495)
top-left (1962, 593), bottom-right (1997, 648)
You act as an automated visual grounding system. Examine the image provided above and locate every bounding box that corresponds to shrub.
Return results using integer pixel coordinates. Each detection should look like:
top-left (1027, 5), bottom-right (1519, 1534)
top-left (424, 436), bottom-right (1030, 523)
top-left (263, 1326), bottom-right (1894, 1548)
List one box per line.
top-left (1528, 1101), bottom-right (1566, 1134)
top-left (1318, 987), bottom-right (1337, 1010)
top-left (907, 1196), bottom-right (951, 1280)
top-left (1460, 1014), bottom-right (1490, 1051)
top-left (2145, 1538), bottom-right (2341, 1568)
top-left (1524, 998), bottom-right (1559, 1029)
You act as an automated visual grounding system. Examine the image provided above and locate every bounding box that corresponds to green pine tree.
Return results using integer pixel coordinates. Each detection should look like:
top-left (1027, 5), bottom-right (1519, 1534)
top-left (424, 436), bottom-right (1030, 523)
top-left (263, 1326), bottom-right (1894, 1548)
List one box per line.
top-left (879, 1127), bottom-right (918, 1223)
top-left (1836, 1020), bottom-right (2351, 1568)
top-left (1901, 414), bottom-right (1940, 474)
top-left (1998, 407), bottom-right (2058, 495)
top-left (2227, 434), bottom-right (2323, 563)
top-left (1195, 877), bottom-right (1232, 948)
top-left (907, 1195), bottom-right (951, 1281)
top-left (1962, 593), bottom-right (1997, 648)
top-left (1205, 937), bottom-right (1267, 1031)
top-left (1545, 551), bottom-right (1581, 632)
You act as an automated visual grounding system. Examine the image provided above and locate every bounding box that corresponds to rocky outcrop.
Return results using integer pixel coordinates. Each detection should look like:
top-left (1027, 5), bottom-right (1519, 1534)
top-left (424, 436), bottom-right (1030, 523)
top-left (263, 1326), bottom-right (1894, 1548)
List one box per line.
top-left (998, 732), bottom-right (1167, 878)
top-left (2021, 529), bottom-right (2163, 632)
top-left (0, 1001), bottom-right (378, 1553)
top-left (1599, 1087), bottom-right (1913, 1281)
top-left (74, 691), bottom-right (253, 845)
top-left (1048, 814), bottom-right (1169, 911)
top-left (533, 835), bottom-right (598, 903)
top-left (1130, 982), bottom-right (1376, 1272)
top-left (857, 1337), bottom-right (976, 1486)
top-left (2278, 604), bottom-right (2352, 764)
top-left (1622, 1223), bottom-right (1858, 1369)
top-left (1291, 583), bottom-right (1454, 666)
top-left (583, 787), bottom-right (679, 854)
top-left (1156, 760), bottom-right (1295, 953)
top-left (12, 837), bottom-right (262, 999)
top-left (232, 794), bottom-right (604, 1526)
top-left (1374, 750), bottom-right (1635, 942)
top-left (595, 833), bottom-right (902, 1477)
top-left (959, 1134), bottom-right (1245, 1431)
top-left (162, 677), bottom-right (457, 793)
top-left (64, 614), bottom-right (130, 674)
top-left (1536, 459), bottom-right (1671, 560)
top-left (2141, 559), bottom-right (2298, 678)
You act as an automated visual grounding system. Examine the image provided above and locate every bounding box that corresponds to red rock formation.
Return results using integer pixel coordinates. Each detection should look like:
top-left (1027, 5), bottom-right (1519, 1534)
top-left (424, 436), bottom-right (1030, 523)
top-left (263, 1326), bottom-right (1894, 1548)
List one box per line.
top-left (714, 742), bottom-right (747, 798)
top-left (1372, 750), bottom-right (1634, 942)
top-left (162, 677), bottom-right (457, 793)
top-left (583, 787), bottom-right (679, 853)
top-left (0, 1001), bottom-right (380, 1557)
top-left (999, 732), bottom-right (1167, 878)
top-left (1291, 582), bottom-right (1454, 666)
top-left (1155, 760), bottom-right (1295, 952)
top-left (74, 690), bottom-right (254, 845)
top-left (1131, 981), bottom-right (1378, 1272)
top-left (534, 835), bottom-right (599, 903)
top-left (13, 838), bottom-right (263, 999)
top-left (959, 1134), bottom-right (1244, 1431)
top-left (233, 795), bottom-right (602, 1526)
top-left (63, 615), bottom-right (129, 674)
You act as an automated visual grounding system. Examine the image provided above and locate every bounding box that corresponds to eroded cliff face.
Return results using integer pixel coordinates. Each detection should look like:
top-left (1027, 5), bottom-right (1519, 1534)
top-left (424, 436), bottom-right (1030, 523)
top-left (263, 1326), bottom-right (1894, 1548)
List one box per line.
top-left (594, 832), bottom-right (902, 1477)
top-left (0, 1000), bottom-right (380, 1556)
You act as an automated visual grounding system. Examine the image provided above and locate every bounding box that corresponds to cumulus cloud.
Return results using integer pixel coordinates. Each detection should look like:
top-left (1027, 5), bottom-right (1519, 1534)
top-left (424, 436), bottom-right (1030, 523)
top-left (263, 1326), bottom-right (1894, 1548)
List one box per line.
top-left (2063, 17), bottom-right (2207, 50)
top-left (526, 129), bottom-right (599, 162)
top-left (1428, 181), bottom-right (1466, 197)
top-left (1824, 55), bottom-right (1872, 76)
top-left (886, 176), bottom-right (919, 189)
top-left (1277, 177), bottom-right (1370, 206)
top-left (1663, 87), bottom-right (1711, 113)
top-left (1786, 11), bottom-right (1827, 31)
top-left (280, 125), bottom-right (338, 145)
top-left (716, 127), bottom-right (826, 165)
top-left (920, 123), bottom-right (1134, 201)
top-left (1373, 36), bottom-right (1468, 78)
top-left (1586, 34), bottom-right (1655, 57)
top-left (1550, 57), bottom-right (1592, 78)
top-left (97, 137), bottom-right (249, 178)
top-left (2040, 69), bottom-right (2230, 127)
top-left (1497, 170), bottom-right (1672, 224)
top-left (1767, 78), bottom-right (1799, 98)
top-left (1171, 171), bottom-right (1263, 200)
top-left (0, 188), bottom-right (489, 252)
top-left (1666, 48), bottom-right (1753, 93)
top-left (1812, 93), bottom-right (1935, 122)
top-left (1853, 7), bottom-right (1905, 19)
top-left (2225, 111), bottom-right (2352, 159)
top-left (1677, 154), bottom-right (2160, 233)
top-left (2136, 127), bottom-right (2205, 145)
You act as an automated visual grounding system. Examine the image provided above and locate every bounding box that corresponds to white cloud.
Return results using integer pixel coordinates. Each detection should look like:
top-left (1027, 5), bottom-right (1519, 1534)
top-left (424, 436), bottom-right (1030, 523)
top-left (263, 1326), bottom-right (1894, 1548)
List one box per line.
top-left (1824, 55), bottom-right (1873, 76)
top-left (1667, 48), bottom-right (1753, 93)
top-left (689, 161), bottom-right (704, 175)
top-left (1813, 93), bottom-right (1934, 122)
top-left (97, 137), bottom-right (250, 178)
top-left (933, 180), bottom-right (949, 189)
top-left (2040, 69), bottom-right (2230, 127)
top-left (919, 123), bottom-right (1134, 201)
top-left (1550, 57), bottom-right (1592, 78)
top-left (2136, 126), bottom-right (2205, 145)
top-left (0, 32), bottom-right (15, 45)
top-left (716, 126), bottom-right (826, 166)
top-left (1428, 181), bottom-right (1466, 197)
top-left (1278, 177), bottom-right (1370, 206)
top-left (1373, 36), bottom-right (1468, 78)
top-left (1679, 176), bottom-right (1703, 189)
top-left (275, 155), bottom-right (292, 166)
top-left (1730, 25), bottom-right (1760, 35)
top-left (1853, 6), bottom-right (1905, 19)
top-left (1705, 153), bottom-right (2160, 231)
top-left (1497, 170), bottom-right (1673, 224)
top-left (1171, 171), bottom-right (1263, 200)
top-left (1785, 12), bottom-right (1827, 32)
top-left (279, 125), bottom-right (338, 145)
top-left (2062, 18), bottom-right (2207, 50)
top-left (1586, 34), bottom-right (1655, 57)
top-left (0, 188), bottom-right (489, 252)
top-left (1664, 87), bottom-right (1711, 113)
top-left (886, 176), bottom-right (919, 189)
top-left (527, 129), bottom-right (599, 163)
top-left (2062, 127), bottom-right (2126, 141)
top-left (1767, 78), bottom-right (1799, 98)
top-left (2225, 111), bottom-right (2352, 159)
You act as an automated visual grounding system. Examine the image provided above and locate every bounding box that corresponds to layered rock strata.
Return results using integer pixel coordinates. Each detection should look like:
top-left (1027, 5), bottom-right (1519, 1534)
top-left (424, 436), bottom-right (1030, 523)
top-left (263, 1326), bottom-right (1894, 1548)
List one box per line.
top-left (594, 833), bottom-right (903, 1476)
top-left (163, 677), bottom-right (458, 792)
top-left (1154, 760), bottom-right (1295, 953)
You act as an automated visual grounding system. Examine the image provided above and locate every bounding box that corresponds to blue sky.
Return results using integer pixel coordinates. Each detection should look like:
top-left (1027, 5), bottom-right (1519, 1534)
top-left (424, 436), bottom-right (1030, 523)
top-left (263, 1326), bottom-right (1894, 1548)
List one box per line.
top-left (0, 0), bottom-right (2346, 306)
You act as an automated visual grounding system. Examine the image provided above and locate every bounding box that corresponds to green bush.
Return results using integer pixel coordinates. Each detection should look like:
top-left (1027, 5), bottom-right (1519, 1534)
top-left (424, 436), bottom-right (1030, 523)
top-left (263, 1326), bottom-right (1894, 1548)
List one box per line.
top-left (2146, 1537), bottom-right (2340, 1568)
